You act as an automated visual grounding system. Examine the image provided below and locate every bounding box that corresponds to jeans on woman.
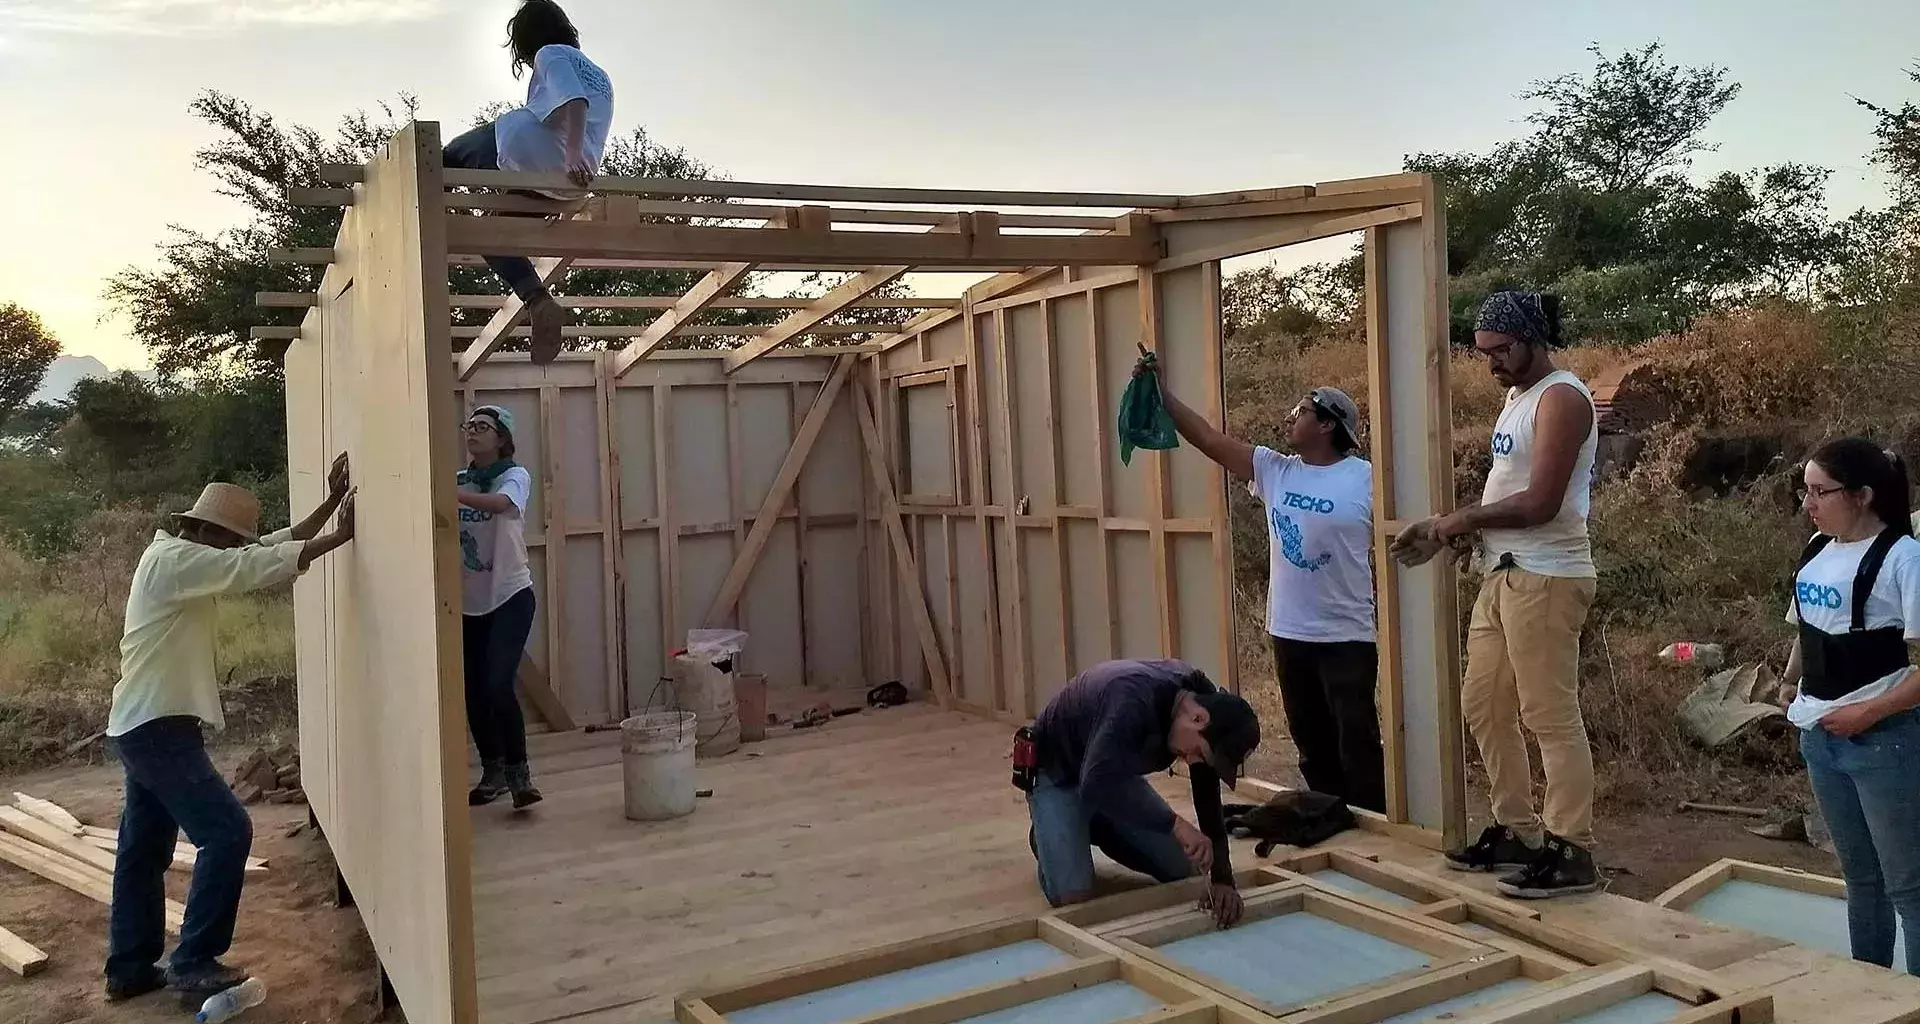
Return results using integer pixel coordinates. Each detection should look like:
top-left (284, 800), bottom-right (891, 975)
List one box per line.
top-left (463, 587), bottom-right (538, 767)
top-left (1801, 707), bottom-right (1920, 974)
top-left (441, 122), bottom-right (550, 305)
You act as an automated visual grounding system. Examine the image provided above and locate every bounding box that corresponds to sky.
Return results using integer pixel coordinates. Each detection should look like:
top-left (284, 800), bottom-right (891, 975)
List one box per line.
top-left (0, 0), bottom-right (1912, 371)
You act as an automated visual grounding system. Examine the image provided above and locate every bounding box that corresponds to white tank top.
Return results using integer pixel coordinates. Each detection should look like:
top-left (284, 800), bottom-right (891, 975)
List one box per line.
top-left (1478, 369), bottom-right (1597, 578)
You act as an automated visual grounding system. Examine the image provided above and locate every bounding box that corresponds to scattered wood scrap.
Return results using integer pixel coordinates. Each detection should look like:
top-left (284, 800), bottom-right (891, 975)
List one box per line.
top-left (12, 793), bottom-right (83, 835)
top-left (0, 832), bottom-right (184, 934)
top-left (0, 923), bottom-right (47, 977)
top-left (0, 806), bottom-right (118, 875)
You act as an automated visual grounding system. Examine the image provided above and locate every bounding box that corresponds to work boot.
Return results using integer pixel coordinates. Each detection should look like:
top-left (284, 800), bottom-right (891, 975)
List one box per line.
top-left (528, 294), bottom-right (565, 364)
top-left (105, 963), bottom-right (167, 1002)
top-left (506, 761), bottom-right (542, 809)
top-left (469, 759), bottom-right (507, 806)
top-left (1495, 834), bottom-right (1601, 899)
top-left (166, 960), bottom-right (248, 1008)
top-left (1443, 824), bottom-right (1538, 873)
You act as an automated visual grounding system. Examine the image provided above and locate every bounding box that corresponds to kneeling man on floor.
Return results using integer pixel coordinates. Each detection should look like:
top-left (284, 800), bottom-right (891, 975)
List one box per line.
top-left (1023, 659), bottom-right (1261, 926)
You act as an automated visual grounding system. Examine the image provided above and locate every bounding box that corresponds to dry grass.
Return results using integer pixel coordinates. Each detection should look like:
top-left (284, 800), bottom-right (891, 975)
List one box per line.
top-left (0, 505), bottom-right (297, 771)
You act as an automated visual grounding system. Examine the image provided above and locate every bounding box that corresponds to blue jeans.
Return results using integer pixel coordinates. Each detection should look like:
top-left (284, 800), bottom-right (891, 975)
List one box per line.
top-left (1802, 708), bottom-right (1920, 975)
top-left (106, 716), bottom-right (254, 982)
top-left (463, 586), bottom-right (538, 765)
top-left (442, 121), bottom-right (549, 304)
top-left (1027, 772), bottom-right (1193, 906)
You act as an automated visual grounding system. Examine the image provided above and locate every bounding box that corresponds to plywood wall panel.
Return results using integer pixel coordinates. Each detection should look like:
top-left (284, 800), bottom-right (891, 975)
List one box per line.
top-left (803, 524), bottom-right (865, 689)
top-left (1007, 302), bottom-right (1051, 500)
top-left (1172, 534), bottom-right (1226, 683)
top-left (1062, 520), bottom-right (1111, 669)
top-left (952, 517), bottom-right (994, 708)
top-left (903, 385), bottom-right (955, 497)
top-left (613, 388), bottom-right (658, 521)
top-left (622, 531), bottom-right (666, 711)
top-left (670, 387), bottom-right (732, 525)
top-left (1109, 531), bottom-right (1160, 661)
top-left (798, 387), bottom-right (862, 517)
top-left (677, 534), bottom-right (735, 645)
top-left (1157, 266), bottom-right (1218, 521)
top-left (736, 385), bottom-right (794, 507)
top-left (561, 537), bottom-right (611, 722)
top-left (1052, 294), bottom-right (1100, 508)
top-left (555, 387), bottom-right (604, 523)
top-left (1098, 284), bottom-right (1149, 520)
top-left (1020, 533), bottom-right (1069, 707)
top-left (741, 524), bottom-right (803, 686)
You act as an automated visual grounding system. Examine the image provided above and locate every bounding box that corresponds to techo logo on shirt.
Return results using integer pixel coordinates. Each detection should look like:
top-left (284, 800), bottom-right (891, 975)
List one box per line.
top-left (1796, 581), bottom-right (1844, 610)
top-left (1281, 492), bottom-right (1336, 515)
top-left (1491, 432), bottom-right (1516, 456)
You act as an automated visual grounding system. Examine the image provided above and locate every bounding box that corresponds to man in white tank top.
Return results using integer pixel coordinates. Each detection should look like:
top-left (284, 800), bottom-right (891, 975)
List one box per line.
top-left (1425, 291), bottom-right (1601, 898)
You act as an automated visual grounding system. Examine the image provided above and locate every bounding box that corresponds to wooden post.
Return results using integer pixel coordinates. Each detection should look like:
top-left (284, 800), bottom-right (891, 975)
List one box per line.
top-left (654, 382), bottom-right (679, 673)
top-left (594, 352), bottom-right (627, 720)
top-left (992, 308), bottom-right (1031, 718)
top-left (853, 383), bottom-right (953, 703)
top-left (1199, 263), bottom-right (1236, 694)
top-left (1037, 298), bottom-right (1074, 688)
top-left (1138, 269), bottom-right (1178, 656)
top-left (1365, 227), bottom-right (1408, 823)
top-left (963, 302), bottom-right (1006, 714)
top-left (539, 385), bottom-right (567, 719)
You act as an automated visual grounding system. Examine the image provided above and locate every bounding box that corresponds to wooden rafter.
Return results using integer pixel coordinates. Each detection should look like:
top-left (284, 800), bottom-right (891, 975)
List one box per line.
top-left (610, 262), bottom-right (755, 377)
top-left (457, 323), bottom-right (899, 341)
top-left (724, 266), bottom-right (911, 374)
top-left (455, 256), bottom-right (572, 381)
top-left (442, 218), bottom-right (1159, 269)
top-left (701, 356), bottom-right (856, 625)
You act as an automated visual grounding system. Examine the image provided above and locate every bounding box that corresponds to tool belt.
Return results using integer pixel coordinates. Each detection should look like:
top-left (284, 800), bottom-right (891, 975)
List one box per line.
top-left (1010, 726), bottom-right (1039, 793)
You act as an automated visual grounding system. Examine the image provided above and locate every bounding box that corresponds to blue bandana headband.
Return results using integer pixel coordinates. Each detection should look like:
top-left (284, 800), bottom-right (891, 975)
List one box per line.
top-left (1474, 291), bottom-right (1552, 347)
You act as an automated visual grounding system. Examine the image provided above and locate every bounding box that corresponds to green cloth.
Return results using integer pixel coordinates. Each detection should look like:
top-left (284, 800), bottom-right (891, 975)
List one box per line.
top-left (458, 458), bottom-right (521, 492)
top-left (1117, 351), bottom-right (1179, 465)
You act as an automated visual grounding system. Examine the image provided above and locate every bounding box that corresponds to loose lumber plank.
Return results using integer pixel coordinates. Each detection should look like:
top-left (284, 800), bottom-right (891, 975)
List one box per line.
top-left (610, 262), bottom-right (756, 376)
top-left (457, 256), bottom-right (572, 380)
top-left (853, 381), bottom-right (954, 704)
top-left (12, 793), bottom-right (83, 835)
top-left (0, 832), bottom-right (185, 933)
top-left (702, 356), bottom-right (856, 624)
top-left (725, 266), bottom-right (913, 374)
top-left (517, 654), bottom-right (577, 731)
top-left (0, 924), bottom-right (47, 977)
top-left (0, 805), bottom-right (117, 874)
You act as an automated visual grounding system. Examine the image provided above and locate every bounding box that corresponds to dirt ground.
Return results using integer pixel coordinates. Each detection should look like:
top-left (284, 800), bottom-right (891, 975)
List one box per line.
top-left (0, 748), bottom-right (380, 1024)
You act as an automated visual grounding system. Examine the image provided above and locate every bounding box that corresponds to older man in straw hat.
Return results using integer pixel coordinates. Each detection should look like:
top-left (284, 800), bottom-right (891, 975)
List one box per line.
top-left (103, 454), bottom-right (356, 1007)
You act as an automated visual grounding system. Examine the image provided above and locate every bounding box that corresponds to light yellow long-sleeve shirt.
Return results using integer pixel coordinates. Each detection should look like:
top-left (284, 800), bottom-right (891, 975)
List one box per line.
top-left (106, 528), bottom-right (305, 737)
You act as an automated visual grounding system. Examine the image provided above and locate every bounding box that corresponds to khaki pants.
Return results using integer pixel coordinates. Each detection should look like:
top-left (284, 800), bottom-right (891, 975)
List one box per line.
top-left (1462, 567), bottom-right (1598, 849)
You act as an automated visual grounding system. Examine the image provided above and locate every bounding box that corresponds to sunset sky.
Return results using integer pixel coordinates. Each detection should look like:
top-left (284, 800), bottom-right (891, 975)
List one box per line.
top-left (0, 0), bottom-right (1912, 370)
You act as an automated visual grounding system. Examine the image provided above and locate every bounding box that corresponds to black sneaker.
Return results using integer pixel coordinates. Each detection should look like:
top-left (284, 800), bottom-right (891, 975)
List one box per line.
top-left (506, 762), bottom-right (542, 809)
top-left (166, 960), bottom-right (249, 1008)
top-left (1495, 834), bottom-right (1601, 899)
top-left (469, 759), bottom-right (507, 805)
top-left (1443, 825), bottom-right (1539, 873)
top-left (105, 964), bottom-right (167, 1002)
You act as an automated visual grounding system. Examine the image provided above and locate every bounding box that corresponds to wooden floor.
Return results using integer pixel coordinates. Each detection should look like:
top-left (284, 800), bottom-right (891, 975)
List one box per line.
top-left (470, 703), bottom-right (1063, 1024)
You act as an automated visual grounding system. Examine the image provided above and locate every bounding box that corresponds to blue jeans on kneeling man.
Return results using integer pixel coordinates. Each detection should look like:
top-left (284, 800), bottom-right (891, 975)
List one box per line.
top-left (1027, 771), bottom-right (1193, 906)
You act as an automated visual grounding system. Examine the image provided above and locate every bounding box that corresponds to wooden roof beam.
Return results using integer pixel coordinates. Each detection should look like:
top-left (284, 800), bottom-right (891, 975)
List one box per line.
top-left (455, 256), bottom-right (573, 380)
top-left (255, 292), bottom-right (317, 307)
top-left (446, 294), bottom-right (959, 310)
top-left (610, 262), bottom-right (755, 377)
top-left (444, 216), bottom-right (1159, 269)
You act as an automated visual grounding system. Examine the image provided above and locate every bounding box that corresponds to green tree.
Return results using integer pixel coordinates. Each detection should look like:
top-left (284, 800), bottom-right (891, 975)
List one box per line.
top-left (59, 372), bottom-right (174, 497)
top-left (1522, 43), bottom-right (1741, 193)
top-left (0, 304), bottom-right (60, 427)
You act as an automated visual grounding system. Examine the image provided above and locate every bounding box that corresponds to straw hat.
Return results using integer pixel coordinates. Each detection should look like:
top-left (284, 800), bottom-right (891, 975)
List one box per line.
top-left (173, 483), bottom-right (262, 542)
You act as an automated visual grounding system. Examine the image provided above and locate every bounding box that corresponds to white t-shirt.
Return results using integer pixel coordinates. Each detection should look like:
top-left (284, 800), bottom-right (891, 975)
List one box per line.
top-left (1784, 532), bottom-right (1920, 728)
top-left (459, 467), bottom-right (534, 616)
top-left (494, 44), bottom-right (615, 197)
top-left (1249, 447), bottom-right (1376, 644)
top-left (1478, 370), bottom-right (1598, 578)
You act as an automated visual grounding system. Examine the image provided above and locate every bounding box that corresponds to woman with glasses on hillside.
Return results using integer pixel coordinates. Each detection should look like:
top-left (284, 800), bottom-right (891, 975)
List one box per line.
top-left (1142, 355), bottom-right (1384, 814)
top-left (458, 406), bottom-right (542, 810)
top-left (1781, 438), bottom-right (1920, 975)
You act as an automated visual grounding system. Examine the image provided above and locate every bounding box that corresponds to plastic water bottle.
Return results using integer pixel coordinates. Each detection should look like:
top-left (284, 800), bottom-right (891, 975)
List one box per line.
top-left (196, 979), bottom-right (266, 1023)
top-left (1658, 642), bottom-right (1725, 669)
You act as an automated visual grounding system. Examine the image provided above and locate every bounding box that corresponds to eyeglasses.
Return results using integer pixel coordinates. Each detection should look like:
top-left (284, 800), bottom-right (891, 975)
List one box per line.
top-left (1474, 339), bottom-right (1521, 361)
top-left (463, 421), bottom-right (498, 435)
top-left (1796, 483), bottom-right (1848, 502)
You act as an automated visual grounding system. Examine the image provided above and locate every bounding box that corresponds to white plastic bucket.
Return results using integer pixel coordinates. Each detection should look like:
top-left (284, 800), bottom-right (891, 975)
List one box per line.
top-left (671, 653), bottom-right (741, 758)
top-left (621, 712), bottom-right (698, 821)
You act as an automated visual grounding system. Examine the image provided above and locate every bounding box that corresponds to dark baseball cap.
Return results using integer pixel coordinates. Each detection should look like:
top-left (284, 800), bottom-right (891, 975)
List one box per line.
top-left (1192, 689), bottom-right (1261, 789)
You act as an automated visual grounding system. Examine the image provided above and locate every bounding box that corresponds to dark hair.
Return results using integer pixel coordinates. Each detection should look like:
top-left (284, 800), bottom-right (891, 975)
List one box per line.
top-left (1306, 402), bottom-right (1360, 455)
top-left (508, 1), bottom-right (580, 77)
top-left (474, 409), bottom-right (517, 460)
top-left (1809, 436), bottom-right (1913, 536)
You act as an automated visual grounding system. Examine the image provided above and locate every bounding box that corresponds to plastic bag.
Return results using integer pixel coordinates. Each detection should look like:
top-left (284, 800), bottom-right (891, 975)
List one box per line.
top-left (1117, 347), bottom-right (1179, 466)
top-left (686, 629), bottom-right (747, 658)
